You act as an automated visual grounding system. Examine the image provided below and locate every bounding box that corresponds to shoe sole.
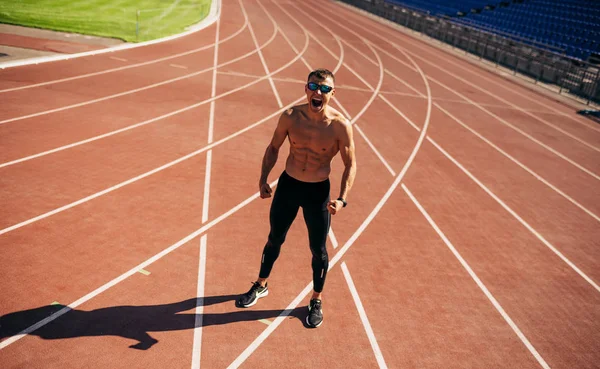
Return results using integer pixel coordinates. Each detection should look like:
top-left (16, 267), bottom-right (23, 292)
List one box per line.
top-left (239, 289), bottom-right (269, 308)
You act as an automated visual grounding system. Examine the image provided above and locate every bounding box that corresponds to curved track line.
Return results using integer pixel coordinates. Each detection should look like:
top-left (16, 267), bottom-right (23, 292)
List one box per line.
top-left (425, 137), bottom-right (600, 293)
top-left (320, 1), bottom-right (600, 292)
top-left (0, 176), bottom-right (280, 350)
top-left (0, 10), bottom-right (312, 234)
top-left (0, 0), bottom-right (343, 351)
top-left (0, 6), bottom-right (246, 94)
top-left (227, 33), bottom-right (433, 368)
top-left (0, 18), bottom-right (309, 169)
top-left (432, 102), bottom-right (600, 222)
top-left (0, 0), bottom-right (221, 70)
top-left (0, 9), bottom-right (278, 126)
top-left (401, 184), bottom-right (550, 369)
top-left (0, 86), bottom-right (307, 236)
top-left (326, 4), bottom-right (600, 149)
top-left (333, 4), bottom-right (600, 134)
top-left (379, 89), bottom-right (600, 294)
top-left (317, 5), bottom-right (600, 181)
top-left (240, 0), bottom-right (282, 108)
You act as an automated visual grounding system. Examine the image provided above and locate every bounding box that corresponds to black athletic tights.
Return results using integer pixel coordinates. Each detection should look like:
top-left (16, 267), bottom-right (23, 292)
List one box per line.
top-left (259, 171), bottom-right (330, 293)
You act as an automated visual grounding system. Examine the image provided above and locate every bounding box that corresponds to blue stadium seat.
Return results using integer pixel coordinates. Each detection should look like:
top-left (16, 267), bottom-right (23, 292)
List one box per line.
top-left (385, 0), bottom-right (600, 61)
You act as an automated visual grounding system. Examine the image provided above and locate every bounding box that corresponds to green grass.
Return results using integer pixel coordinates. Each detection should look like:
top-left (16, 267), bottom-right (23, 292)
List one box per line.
top-left (0, 0), bottom-right (212, 42)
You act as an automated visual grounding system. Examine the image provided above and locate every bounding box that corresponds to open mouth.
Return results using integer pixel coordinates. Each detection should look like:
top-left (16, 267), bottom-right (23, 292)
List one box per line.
top-left (311, 97), bottom-right (323, 109)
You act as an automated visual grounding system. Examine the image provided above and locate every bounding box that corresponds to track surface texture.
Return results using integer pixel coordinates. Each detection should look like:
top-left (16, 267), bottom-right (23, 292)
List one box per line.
top-left (1, 1), bottom-right (599, 368)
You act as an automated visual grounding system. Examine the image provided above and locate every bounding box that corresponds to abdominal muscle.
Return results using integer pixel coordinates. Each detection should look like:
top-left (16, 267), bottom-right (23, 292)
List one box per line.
top-left (285, 146), bottom-right (335, 182)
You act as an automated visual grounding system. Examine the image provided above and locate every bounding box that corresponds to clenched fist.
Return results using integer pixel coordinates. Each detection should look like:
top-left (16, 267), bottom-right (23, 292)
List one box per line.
top-left (327, 199), bottom-right (344, 215)
top-left (259, 182), bottom-right (273, 198)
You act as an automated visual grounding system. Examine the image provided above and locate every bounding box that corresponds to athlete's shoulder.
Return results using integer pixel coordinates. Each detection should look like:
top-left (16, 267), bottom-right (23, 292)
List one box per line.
top-left (328, 107), bottom-right (350, 127)
top-left (282, 104), bottom-right (308, 117)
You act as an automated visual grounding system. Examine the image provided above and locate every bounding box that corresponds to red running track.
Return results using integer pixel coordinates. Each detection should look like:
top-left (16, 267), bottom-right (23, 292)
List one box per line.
top-left (1, 0), bottom-right (599, 368)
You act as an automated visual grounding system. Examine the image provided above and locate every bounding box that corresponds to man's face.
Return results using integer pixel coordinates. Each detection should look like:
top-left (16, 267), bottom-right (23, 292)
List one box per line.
top-left (305, 75), bottom-right (335, 113)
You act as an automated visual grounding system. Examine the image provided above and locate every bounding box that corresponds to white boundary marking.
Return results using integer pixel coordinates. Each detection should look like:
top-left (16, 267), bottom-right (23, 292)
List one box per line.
top-left (354, 124), bottom-right (395, 176)
top-left (0, 97), bottom-right (305, 236)
top-left (0, 16), bottom-right (306, 169)
top-left (0, 10), bottom-right (275, 126)
top-left (379, 92), bottom-right (600, 222)
top-left (191, 234), bottom-right (208, 369)
top-left (425, 136), bottom-right (600, 293)
top-left (319, 3), bottom-right (600, 181)
top-left (341, 262), bottom-right (388, 369)
top-left (401, 184), bottom-right (550, 369)
top-left (0, 0), bottom-right (221, 70)
top-left (0, 178), bottom-right (279, 350)
top-left (334, 0), bottom-right (600, 134)
top-left (0, 11), bottom-right (246, 94)
top-left (378, 64), bottom-right (600, 290)
top-left (433, 102), bottom-right (600, 222)
top-left (240, 0), bottom-right (282, 108)
top-left (191, 15), bottom-right (221, 368)
top-left (328, 227), bottom-right (339, 249)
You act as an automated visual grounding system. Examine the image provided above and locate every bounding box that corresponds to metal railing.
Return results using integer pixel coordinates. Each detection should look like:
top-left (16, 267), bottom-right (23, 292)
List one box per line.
top-left (340, 0), bottom-right (600, 105)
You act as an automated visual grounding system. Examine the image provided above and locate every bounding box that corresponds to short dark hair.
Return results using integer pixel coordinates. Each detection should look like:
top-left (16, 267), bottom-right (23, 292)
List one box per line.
top-left (307, 68), bottom-right (335, 83)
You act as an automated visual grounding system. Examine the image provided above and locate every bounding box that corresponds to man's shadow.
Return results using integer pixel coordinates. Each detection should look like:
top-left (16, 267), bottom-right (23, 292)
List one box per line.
top-left (0, 295), bottom-right (307, 350)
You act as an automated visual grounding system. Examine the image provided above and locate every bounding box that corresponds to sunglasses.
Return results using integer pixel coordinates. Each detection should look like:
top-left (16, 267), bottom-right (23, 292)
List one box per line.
top-left (307, 82), bottom-right (334, 94)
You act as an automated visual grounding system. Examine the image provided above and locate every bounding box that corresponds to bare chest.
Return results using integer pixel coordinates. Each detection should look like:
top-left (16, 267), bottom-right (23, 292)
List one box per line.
top-left (288, 121), bottom-right (337, 154)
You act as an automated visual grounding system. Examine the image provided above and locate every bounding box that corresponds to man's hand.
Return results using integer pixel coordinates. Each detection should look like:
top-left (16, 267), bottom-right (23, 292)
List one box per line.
top-left (327, 199), bottom-right (343, 215)
top-left (259, 182), bottom-right (273, 199)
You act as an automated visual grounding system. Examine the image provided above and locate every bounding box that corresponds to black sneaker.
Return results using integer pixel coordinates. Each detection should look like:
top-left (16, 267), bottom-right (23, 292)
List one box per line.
top-left (236, 282), bottom-right (268, 308)
top-left (306, 299), bottom-right (323, 328)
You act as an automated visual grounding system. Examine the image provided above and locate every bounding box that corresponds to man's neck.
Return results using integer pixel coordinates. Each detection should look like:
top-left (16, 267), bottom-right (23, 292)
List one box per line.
top-left (306, 106), bottom-right (328, 124)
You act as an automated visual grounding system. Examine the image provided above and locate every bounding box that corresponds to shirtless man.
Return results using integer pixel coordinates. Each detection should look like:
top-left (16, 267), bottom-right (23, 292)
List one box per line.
top-left (236, 69), bottom-right (357, 328)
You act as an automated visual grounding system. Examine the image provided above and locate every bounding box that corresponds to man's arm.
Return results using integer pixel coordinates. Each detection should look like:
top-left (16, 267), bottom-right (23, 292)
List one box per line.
top-left (337, 119), bottom-right (356, 201)
top-left (259, 110), bottom-right (291, 197)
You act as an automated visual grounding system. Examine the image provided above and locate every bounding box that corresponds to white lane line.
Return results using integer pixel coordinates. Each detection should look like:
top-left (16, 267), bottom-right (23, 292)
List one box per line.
top-left (0, 97), bottom-right (305, 237)
top-left (0, 0), bottom-right (221, 70)
top-left (0, 19), bottom-right (308, 169)
top-left (109, 56), bottom-right (128, 62)
top-left (0, 12), bottom-right (275, 127)
top-left (217, 70), bottom-right (304, 84)
top-left (191, 15), bottom-right (221, 369)
top-left (381, 87), bottom-right (600, 290)
top-left (334, 0), bottom-right (600, 134)
top-left (341, 262), bottom-right (388, 369)
top-left (268, 1), bottom-right (395, 178)
top-left (226, 27), bottom-right (433, 367)
top-left (381, 92), bottom-right (585, 115)
top-left (381, 92), bottom-right (600, 222)
top-left (191, 234), bottom-right (208, 369)
top-left (0, 17), bottom-right (245, 94)
top-left (406, 57), bottom-right (600, 153)
top-left (378, 94), bottom-right (420, 131)
top-left (240, 0), bottom-right (283, 108)
top-left (336, 7), bottom-right (600, 149)
top-left (425, 136), bottom-right (600, 293)
top-left (328, 227), bottom-right (339, 249)
top-left (354, 124), bottom-right (396, 176)
top-left (433, 102), bottom-right (600, 223)
top-left (0, 178), bottom-right (279, 351)
top-left (170, 64), bottom-right (189, 69)
top-left (321, 5), bottom-right (600, 180)
top-left (401, 184), bottom-right (550, 369)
